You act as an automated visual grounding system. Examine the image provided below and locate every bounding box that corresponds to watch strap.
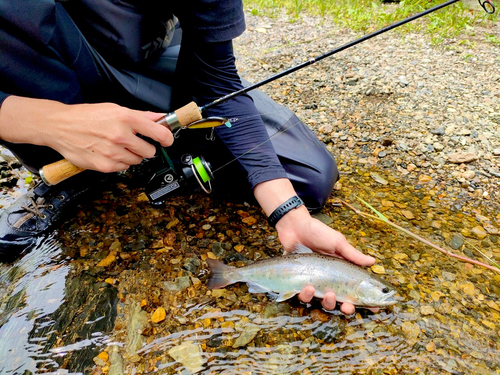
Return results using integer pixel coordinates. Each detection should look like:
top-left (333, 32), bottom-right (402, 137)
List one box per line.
top-left (267, 196), bottom-right (304, 228)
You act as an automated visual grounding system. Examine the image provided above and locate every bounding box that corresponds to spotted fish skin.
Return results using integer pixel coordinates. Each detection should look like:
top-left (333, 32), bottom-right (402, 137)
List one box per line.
top-left (207, 249), bottom-right (399, 308)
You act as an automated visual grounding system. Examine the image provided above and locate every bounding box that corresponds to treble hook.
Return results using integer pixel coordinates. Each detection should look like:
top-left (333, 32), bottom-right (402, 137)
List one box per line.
top-left (478, 0), bottom-right (496, 13)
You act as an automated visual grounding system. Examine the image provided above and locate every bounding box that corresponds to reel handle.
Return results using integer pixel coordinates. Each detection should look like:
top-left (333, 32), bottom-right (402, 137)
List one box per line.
top-left (39, 101), bottom-right (202, 186)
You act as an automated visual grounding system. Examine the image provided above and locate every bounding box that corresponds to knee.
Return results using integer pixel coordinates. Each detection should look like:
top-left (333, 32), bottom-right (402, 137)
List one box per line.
top-left (286, 148), bottom-right (339, 212)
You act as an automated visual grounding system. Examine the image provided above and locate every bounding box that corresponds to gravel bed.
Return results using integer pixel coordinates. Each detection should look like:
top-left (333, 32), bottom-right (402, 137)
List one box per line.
top-left (235, 9), bottom-right (500, 210)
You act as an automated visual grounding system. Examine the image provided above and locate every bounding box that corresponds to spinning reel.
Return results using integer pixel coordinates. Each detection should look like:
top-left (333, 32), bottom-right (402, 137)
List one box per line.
top-left (145, 148), bottom-right (214, 206)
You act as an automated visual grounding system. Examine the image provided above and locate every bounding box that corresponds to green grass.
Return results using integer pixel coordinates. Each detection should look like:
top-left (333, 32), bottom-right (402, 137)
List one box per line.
top-left (244, 0), bottom-right (498, 42)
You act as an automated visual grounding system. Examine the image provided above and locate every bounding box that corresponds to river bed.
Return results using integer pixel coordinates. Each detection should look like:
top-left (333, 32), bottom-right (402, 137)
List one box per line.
top-left (1, 165), bottom-right (499, 374)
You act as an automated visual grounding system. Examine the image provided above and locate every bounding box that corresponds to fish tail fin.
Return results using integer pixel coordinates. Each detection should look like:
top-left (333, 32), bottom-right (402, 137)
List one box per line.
top-left (206, 259), bottom-right (236, 289)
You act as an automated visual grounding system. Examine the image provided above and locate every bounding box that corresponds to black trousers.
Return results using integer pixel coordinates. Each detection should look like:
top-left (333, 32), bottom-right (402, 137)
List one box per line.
top-left (1, 3), bottom-right (338, 211)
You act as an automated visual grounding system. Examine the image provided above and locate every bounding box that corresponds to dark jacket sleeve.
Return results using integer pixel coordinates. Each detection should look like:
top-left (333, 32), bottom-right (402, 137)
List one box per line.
top-left (176, 40), bottom-right (287, 188)
top-left (0, 92), bottom-right (9, 106)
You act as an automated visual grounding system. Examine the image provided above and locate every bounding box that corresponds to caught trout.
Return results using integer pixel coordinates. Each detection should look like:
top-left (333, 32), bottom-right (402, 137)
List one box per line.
top-left (207, 244), bottom-right (399, 308)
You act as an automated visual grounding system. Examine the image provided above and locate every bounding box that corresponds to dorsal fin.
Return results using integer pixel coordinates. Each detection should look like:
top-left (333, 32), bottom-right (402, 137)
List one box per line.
top-left (284, 243), bottom-right (314, 255)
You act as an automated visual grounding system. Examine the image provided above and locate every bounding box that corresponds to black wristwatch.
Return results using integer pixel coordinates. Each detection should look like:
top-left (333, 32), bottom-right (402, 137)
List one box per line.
top-left (267, 195), bottom-right (304, 228)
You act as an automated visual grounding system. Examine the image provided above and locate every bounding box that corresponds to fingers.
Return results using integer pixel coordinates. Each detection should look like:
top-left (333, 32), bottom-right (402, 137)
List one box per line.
top-left (123, 137), bottom-right (157, 160)
top-left (298, 286), bottom-right (315, 303)
top-left (131, 111), bottom-right (174, 147)
top-left (298, 288), bottom-right (337, 311)
top-left (339, 302), bottom-right (356, 315)
top-left (322, 292), bottom-right (336, 311)
top-left (329, 232), bottom-right (376, 267)
top-left (298, 288), bottom-right (377, 316)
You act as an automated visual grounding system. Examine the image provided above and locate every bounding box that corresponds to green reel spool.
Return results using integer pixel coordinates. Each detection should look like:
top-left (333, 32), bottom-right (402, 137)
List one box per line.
top-left (191, 156), bottom-right (213, 193)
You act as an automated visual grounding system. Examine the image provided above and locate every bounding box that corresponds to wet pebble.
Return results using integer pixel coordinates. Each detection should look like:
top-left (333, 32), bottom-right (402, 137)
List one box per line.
top-left (312, 323), bottom-right (343, 344)
top-left (168, 341), bottom-right (205, 373)
top-left (449, 234), bottom-right (465, 250)
top-left (232, 325), bottom-right (261, 348)
top-left (164, 276), bottom-right (191, 291)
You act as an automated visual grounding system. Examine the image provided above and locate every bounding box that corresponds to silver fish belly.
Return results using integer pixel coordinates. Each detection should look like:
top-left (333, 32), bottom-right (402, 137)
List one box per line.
top-left (207, 252), bottom-right (399, 307)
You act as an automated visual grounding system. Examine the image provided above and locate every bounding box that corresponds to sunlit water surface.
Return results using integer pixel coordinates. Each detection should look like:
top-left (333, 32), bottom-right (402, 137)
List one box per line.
top-left (1, 170), bottom-right (499, 374)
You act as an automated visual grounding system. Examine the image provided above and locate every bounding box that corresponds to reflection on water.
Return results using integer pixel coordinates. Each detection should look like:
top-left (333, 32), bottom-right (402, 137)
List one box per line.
top-left (137, 308), bottom-right (409, 374)
top-left (1, 168), bottom-right (499, 374)
top-left (0, 235), bottom-right (68, 373)
top-left (0, 234), bottom-right (116, 374)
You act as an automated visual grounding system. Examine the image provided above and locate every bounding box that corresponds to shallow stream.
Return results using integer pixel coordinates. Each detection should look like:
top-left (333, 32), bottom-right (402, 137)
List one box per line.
top-left (1, 167), bottom-right (499, 374)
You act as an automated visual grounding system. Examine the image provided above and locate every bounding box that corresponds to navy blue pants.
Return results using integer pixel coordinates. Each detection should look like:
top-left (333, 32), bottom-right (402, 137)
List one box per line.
top-left (1, 4), bottom-right (338, 211)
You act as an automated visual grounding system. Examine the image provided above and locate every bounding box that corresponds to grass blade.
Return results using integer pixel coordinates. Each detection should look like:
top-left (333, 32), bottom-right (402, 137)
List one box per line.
top-left (355, 195), bottom-right (388, 222)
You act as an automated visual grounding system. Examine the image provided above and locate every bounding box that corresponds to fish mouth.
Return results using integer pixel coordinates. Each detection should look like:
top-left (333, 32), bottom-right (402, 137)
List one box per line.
top-left (379, 290), bottom-right (401, 305)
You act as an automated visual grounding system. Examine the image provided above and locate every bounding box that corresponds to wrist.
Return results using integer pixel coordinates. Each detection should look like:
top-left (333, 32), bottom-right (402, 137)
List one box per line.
top-left (274, 204), bottom-right (309, 231)
top-left (0, 96), bottom-right (64, 146)
top-left (267, 195), bottom-right (304, 228)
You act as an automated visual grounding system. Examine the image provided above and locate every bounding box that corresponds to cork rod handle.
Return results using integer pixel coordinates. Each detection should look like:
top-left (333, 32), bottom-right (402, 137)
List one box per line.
top-left (39, 102), bottom-right (202, 186)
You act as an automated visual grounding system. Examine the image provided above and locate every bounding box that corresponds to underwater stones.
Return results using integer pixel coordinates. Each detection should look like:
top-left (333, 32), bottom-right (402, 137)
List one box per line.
top-left (232, 324), bottom-right (261, 348)
top-left (183, 256), bottom-right (201, 273)
top-left (449, 234), bottom-right (465, 250)
top-left (151, 307), bottom-right (166, 323)
top-left (211, 242), bottom-right (227, 257)
top-left (401, 321), bottom-right (421, 344)
top-left (471, 226), bottom-right (488, 239)
top-left (447, 152), bottom-right (478, 164)
top-left (371, 265), bottom-right (386, 274)
top-left (96, 251), bottom-right (117, 267)
top-left (108, 345), bottom-right (124, 375)
top-left (312, 323), bottom-right (343, 344)
top-left (93, 351), bottom-right (108, 367)
top-left (125, 303), bottom-right (148, 357)
top-left (312, 212), bottom-right (333, 225)
top-left (420, 305), bottom-right (436, 315)
top-left (370, 172), bottom-right (389, 185)
top-left (168, 341), bottom-right (205, 373)
top-left (164, 276), bottom-right (191, 291)
top-left (207, 334), bottom-right (223, 348)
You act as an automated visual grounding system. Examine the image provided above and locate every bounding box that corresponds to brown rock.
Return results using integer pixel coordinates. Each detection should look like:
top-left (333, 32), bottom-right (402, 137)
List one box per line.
top-left (401, 210), bottom-right (415, 220)
top-left (447, 152), bottom-right (478, 164)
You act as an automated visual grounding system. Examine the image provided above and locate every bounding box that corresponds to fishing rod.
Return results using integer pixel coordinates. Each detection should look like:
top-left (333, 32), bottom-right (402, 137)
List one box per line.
top-left (40, 0), bottom-right (496, 194)
top-left (202, 0), bottom-right (495, 111)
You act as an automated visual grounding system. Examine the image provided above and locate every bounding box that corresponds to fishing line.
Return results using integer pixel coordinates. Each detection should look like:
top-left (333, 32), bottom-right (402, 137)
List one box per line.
top-left (203, 0), bottom-right (485, 175)
top-left (40, 0), bottom-right (495, 187)
top-left (210, 116), bottom-right (306, 175)
top-left (200, 0), bottom-right (473, 113)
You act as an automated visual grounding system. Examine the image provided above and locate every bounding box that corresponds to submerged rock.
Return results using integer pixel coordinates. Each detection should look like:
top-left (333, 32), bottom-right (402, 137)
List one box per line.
top-left (168, 341), bottom-right (205, 373)
top-left (125, 303), bottom-right (148, 357)
top-left (232, 325), bottom-right (261, 348)
top-left (164, 276), bottom-right (191, 291)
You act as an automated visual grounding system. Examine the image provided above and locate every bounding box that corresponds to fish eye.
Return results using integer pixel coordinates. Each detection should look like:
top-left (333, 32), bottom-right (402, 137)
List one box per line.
top-left (382, 287), bottom-right (390, 294)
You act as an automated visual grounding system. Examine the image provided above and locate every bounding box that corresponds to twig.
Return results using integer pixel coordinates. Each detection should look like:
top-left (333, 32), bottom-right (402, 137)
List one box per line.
top-left (341, 200), bottom-right (500, 273)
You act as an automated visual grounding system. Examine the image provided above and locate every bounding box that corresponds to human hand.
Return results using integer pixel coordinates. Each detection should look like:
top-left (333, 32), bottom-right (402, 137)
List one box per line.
top-left (275, 206), bottom-right (378, 314)
top-left (47, 102), bottom-right (174, 173)
top-left (0, 97), bottom-right (173, 173)
top-left (253, 179), bottom-right (378, 314)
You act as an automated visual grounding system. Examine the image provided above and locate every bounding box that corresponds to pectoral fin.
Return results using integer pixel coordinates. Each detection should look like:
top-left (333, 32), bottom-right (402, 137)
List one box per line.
top-left (275, 291), bottom-right (298, 302)
top-left (247, 283), bottom-right (271, 294)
